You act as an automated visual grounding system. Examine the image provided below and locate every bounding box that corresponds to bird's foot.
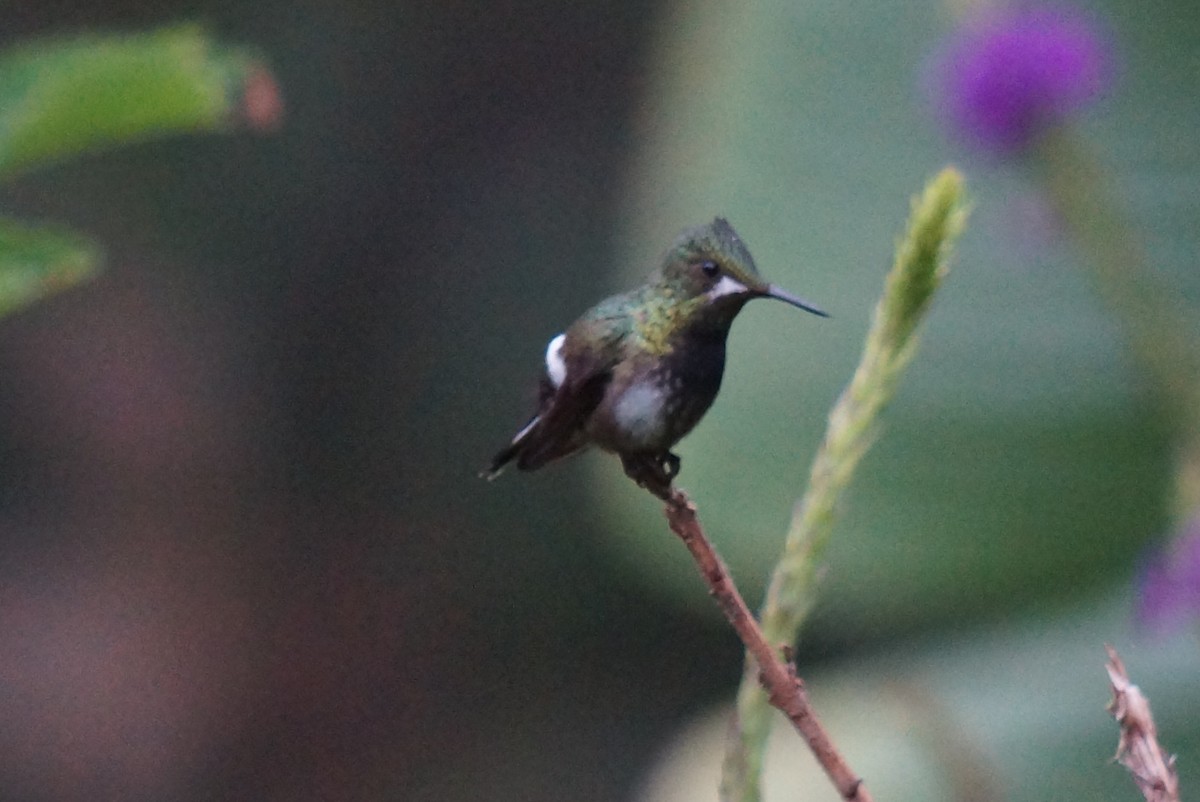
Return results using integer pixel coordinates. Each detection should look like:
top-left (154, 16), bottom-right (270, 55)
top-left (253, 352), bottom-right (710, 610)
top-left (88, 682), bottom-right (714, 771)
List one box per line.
top-left (662, 452), bottom-right (681, 480)
top-left (621, 452), bottom-right (681, 501)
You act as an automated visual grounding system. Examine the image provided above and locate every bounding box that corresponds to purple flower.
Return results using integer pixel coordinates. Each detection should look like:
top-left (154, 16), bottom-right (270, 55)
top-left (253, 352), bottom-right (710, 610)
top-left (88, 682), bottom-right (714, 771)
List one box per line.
top-left (926, 4), bottom-right (1112, 155)
top-left (1137, 515), bottom-right (1200, 635)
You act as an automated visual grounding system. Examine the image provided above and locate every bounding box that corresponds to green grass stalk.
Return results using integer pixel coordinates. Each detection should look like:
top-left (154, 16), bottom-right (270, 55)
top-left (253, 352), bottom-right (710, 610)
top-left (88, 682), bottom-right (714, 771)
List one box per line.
top-left (721, 167), bottom-right (970, 802)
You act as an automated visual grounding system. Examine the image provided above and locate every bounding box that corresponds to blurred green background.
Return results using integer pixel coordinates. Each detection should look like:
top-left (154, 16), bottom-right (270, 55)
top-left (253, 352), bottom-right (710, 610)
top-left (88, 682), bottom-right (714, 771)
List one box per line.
top-left (0, 1), bottom-right (1196, 801)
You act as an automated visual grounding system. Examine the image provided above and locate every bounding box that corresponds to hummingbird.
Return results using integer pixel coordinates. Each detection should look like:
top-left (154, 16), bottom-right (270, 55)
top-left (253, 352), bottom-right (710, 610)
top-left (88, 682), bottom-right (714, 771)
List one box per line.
top-left (483, 217), bottom-right (827, 498)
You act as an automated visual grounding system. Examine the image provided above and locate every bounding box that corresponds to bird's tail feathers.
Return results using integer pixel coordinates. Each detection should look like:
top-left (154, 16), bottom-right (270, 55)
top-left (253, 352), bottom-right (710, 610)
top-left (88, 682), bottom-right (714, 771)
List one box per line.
top-left (479, 414), bottom-right (541, 480)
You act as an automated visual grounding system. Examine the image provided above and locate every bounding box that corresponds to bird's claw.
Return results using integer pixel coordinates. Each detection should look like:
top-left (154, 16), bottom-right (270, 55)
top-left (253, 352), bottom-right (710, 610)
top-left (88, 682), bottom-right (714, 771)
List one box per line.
top-left (621, 452), bottom-right (681, 501)
top-left (662, 452), bottom-right (681, 480)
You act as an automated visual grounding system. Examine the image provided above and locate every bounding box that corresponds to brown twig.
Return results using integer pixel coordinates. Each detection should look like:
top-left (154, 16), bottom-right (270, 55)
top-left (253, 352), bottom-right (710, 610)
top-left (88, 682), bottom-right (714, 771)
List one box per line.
top-left (1105, 645), bottom-right (1180, 802)
top-left (663, 488), bottom-right (872, 802)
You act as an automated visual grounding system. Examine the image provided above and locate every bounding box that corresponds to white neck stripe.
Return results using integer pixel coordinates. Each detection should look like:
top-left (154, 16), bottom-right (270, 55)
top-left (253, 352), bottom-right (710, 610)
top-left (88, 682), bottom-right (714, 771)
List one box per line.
top-left (709, 275), bottom-right (749, 299)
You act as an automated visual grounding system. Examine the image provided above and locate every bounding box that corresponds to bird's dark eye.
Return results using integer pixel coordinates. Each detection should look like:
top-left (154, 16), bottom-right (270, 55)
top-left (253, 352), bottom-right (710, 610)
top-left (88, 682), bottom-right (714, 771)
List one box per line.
top-left (699, 260), bottom-right (719, 278)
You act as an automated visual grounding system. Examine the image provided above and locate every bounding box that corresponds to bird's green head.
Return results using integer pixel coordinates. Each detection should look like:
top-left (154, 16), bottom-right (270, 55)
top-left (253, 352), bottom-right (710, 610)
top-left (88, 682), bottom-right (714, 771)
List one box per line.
top-left (656, 217), bottom-right (827, 319)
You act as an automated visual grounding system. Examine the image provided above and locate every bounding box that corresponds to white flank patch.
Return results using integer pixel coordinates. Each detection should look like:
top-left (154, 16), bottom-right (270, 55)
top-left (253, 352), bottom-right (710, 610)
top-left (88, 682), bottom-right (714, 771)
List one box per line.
top-left (545, 333), bottom-right (568, 388)
top-left (708, 274), bottom-right (748, 300)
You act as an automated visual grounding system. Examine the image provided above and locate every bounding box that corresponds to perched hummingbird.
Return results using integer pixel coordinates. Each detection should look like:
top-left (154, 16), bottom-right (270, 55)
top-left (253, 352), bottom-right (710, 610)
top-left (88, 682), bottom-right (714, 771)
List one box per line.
top-left (483, 217), bottom-right (826, 498)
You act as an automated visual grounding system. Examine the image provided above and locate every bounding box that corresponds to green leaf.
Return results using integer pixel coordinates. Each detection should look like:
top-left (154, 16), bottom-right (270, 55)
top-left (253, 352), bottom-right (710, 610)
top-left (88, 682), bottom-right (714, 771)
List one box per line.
top-left (0, 217), bottom-right (99, 317)
top-left (0, 25), bottom-right (265, 178)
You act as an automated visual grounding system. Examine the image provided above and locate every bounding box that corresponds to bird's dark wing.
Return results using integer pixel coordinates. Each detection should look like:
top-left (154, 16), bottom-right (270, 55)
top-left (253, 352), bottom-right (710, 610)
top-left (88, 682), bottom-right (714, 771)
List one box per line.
top-left (512, 362), bottom-right (611, 471)
top-left (483, 317), bottom-right (622, 478)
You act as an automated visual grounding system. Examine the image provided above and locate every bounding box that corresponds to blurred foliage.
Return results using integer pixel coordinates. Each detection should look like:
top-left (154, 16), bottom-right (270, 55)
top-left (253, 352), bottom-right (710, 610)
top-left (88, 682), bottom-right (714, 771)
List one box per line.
top-left (0, 25), bottom-right (271, 317)
top-left (0, 217), bottom-right (97, 317)
top-left (640, 591), bottom-right (1200, 802)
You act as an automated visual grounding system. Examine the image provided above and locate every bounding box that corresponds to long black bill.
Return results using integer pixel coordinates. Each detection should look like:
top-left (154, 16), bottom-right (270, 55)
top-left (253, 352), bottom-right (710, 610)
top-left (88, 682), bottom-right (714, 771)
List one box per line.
top-left (765, 284), bottom-right (829, 317)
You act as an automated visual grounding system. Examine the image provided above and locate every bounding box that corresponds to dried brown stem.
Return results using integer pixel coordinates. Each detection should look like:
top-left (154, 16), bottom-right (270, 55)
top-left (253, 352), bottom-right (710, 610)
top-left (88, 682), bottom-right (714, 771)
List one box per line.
top-left (1105, 645), bottom-right (1180, 802)
top-left (663, 488), bottom-right (872, 802)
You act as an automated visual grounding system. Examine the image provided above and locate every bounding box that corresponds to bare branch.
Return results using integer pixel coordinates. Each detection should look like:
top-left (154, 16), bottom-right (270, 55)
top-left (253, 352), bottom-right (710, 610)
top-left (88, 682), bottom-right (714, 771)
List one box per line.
top-left (1105, 645), bottom-right (1180, 802)
top-left (663, 489), bottom-right (872, 802)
